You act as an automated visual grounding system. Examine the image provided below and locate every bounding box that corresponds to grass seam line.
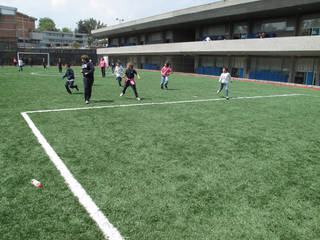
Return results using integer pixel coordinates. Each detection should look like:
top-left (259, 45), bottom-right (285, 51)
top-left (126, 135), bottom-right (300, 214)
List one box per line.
top-left (21, 112), bottom-right (123, 240)
top-left (25, 94), bottom-right (304, 114)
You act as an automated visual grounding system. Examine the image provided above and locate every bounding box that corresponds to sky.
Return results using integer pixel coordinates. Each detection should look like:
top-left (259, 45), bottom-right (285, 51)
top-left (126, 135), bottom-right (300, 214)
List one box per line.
top-left (0, 0), bottom-right (219, 30)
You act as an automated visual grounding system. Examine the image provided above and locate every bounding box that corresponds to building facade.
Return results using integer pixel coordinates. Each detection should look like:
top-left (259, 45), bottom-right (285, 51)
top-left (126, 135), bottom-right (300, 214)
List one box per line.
top-left (0, 5), bottom-right (37, 49)
top-left (28, 31), bottom-right (89, 48)
top-left (93, 0), bottom-right (320, 86)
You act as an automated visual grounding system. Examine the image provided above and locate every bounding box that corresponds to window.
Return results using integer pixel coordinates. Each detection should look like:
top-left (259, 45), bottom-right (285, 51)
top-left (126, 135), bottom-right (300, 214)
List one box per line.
top-left (300, 18), bottom-right (320, 35)
top-left (262, 21), bottom-right (287, 32)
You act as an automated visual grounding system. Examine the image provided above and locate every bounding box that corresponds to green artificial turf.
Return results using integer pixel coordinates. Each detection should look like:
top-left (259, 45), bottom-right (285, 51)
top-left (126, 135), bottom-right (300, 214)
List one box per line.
top-left (1, 65), bottom-right (320, 240)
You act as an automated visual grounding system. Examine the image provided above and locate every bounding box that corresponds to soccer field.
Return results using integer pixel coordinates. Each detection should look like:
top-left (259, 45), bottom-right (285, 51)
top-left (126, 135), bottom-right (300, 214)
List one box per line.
top-left (1, 66), bottom-right (320, 240)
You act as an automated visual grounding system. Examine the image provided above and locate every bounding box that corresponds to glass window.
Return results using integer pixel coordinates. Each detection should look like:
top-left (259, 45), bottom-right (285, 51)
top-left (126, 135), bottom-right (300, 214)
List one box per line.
top-left (300, 18), bottom-right (320, 35)
top-left (233, 24), bottom-right (248, 34)
top-left (262, 21), bottom-right (287, 32)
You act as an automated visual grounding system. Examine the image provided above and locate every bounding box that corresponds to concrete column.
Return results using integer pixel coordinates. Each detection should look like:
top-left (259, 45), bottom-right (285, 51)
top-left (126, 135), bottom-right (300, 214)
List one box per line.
top-left (288, 56), bottom-right (296, 83)
top-left (195, 28), bottom-right (200, 41)
top-left (294, 14), bottom-right (300, 36)
top-left (244, 56), bottom-right (250, 78)
top-left (228, 21), bottom-right (233, 39)
top-left (194, 55), bottom-right (199, 73)
top-left (316, 57), bottom-right (320, 86)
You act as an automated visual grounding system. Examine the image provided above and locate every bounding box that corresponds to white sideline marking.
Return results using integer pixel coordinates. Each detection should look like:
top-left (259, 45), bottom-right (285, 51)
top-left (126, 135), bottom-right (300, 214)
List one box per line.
top-left (21, 93), bottom-right (303, 239)
top-left (25, 94), bottom-right (304, 114)
top-left (21, 112), bottom-right (123, 240)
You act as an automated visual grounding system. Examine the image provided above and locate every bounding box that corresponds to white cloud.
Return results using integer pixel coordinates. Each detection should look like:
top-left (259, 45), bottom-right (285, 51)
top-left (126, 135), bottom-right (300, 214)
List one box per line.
top-left (50, 0), bottom-right (67, 8)
top-left (0, 0), bottom-right (218, 29)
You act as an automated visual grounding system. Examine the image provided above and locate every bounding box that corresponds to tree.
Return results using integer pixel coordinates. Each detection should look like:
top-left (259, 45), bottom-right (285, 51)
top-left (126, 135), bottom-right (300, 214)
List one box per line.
top-left (76, 18), bottom-right (106, 46)
top-left (62, 27), bottom-right (72, 33)
top-left (37, 18), bottom-right (58, 31)
top-left (72, 41), bottom-right (81, 49)
top-left (76, 18), bottom-right (106, 34)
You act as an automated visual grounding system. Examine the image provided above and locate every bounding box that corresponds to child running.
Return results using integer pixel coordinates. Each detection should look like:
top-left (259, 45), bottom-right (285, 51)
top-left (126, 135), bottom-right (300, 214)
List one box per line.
top-left (114, 61), bottom-right (124, 87)
top-left (217, 67), bottom-right (232, 100)
top-left (160, 61), bottom-right (173, 89)
top-left (62, 63), bottom-right (79, 94)
top-left (120, 62), bottom-right (141, 100)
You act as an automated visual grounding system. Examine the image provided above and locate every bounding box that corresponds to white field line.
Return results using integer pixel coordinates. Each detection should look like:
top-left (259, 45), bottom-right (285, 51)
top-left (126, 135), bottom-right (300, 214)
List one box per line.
top-left (21, 93), bottom-right (304, 240)
top-left (21, 112), bottom-right (123, 240)
top-left (25, 94), bottom-right (304, 114)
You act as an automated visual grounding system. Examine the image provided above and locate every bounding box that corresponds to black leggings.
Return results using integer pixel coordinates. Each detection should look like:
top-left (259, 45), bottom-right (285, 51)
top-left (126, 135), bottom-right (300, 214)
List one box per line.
top-left (65, 80), bottom-right (78, 94)
top-left (122, 80), bottom-right (138, 98)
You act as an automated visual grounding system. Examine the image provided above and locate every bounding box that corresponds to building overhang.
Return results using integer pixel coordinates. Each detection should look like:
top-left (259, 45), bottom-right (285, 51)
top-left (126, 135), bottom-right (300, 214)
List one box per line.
top-left (97, 36), bottom-right (320, 57)
top-left (92, 0), bottom-right (320, 39)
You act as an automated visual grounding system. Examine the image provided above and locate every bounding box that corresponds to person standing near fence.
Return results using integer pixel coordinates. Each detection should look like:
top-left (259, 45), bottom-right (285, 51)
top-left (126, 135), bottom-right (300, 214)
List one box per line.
top-left (18, 58), bottom-right (24, 72)
top-left (42, 58), bottom-right (47, 70)
top-left (99, 58), bottom-right (107, 77)
top-left (81, 55), bottom-right (95, 104)
top-left (216, 67), bottom-right (232, 100)
top-left (13, 58), bottom-right (17, 66)
top-left (58, 58), bottom-right (63, 73)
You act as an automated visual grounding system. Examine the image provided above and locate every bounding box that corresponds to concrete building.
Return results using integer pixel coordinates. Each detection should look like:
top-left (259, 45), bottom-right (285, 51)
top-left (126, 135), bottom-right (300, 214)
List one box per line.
top-left (93, 0), bottom-right (320, 86)
top-left (0, 5), bottom-right (37, 49)
top-left (29, 31), bottom-right (89, 48)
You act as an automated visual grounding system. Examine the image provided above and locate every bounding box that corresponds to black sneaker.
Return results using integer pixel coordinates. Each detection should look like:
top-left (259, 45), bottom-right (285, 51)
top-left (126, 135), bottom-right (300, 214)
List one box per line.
top-left (161, 85), bottom-right (163, 89)
top-left (165, 85), bottom-right (168, 89)
top-left (76, 86), bottom-right (79, 91)
top-left (226, 96), bottom-right (230, 100)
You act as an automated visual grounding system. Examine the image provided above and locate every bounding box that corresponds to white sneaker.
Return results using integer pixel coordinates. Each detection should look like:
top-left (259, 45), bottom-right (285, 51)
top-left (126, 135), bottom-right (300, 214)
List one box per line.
top-left (217, 90), bottom-right (220, 94)
top-left (120, 93), bottom-right (124, 97)
top-left (136, 97), bottom-right (141, 101)
top-left (85, 100), bottom-right (89, 104)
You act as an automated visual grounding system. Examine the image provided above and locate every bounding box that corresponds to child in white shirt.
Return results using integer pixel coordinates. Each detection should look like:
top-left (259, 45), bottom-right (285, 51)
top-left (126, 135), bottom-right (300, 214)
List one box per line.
top-left (114, 61), bottom-right (124, 87)
top-left (217, 67), bottom-right (232, 100)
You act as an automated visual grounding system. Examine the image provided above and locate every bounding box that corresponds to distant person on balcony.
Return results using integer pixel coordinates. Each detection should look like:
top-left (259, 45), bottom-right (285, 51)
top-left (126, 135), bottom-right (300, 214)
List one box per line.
top-left (99, 58), bottom-right (107, 77)
top-left (42, 58), bottom-right (47, 70)
top-left (18, 58), bottom-right (24, 72)
top-left (58, 58), bottom-right (63, 73)
top-left (259, 32), bottom-right (266, 39)
top-left (216, 67), bottom-right (232, 100)
top-left (62, 63), bottom-right (79, 94)
top-left (205, 36), bottom-right (211, 41)
top-left (120, 62), bottom-right (141, 101)
top-left (160, 61), bottom-right (173, 89)
top-left (114, 61), bottom-right (124, 87)
top-left (13, 58), bottom-right (17, 66)
top-left (110, 61), bottom-right (115, 74)
top-left (81, 55), bottom-right (95, 104)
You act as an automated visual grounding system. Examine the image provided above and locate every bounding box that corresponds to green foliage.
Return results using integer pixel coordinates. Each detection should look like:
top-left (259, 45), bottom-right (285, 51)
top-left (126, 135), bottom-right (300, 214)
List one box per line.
top-left (1, 66), bottom-right (320, 240)
top-left (37, 17), bottom-right (58, 32)
top-left (76, 18), bottom-right (106, 45)
top-left (71, 41), bottom-right (81, 49)
top-left (62, 27), bottom-right (72, 33)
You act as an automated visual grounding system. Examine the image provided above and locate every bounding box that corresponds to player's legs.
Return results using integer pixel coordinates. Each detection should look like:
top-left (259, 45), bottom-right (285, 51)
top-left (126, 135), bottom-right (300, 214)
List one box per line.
top-left (65, 81), bottom-right (72, 94)
top-left (217, 83), bottom-right (224, 94)
top-left (160, 76), bottom-right (165, 89)
top-left (117, 77), bottom-right (122, 87)
top-left (130, 82), bottom-right (139, 98)
top-left (164, 76), bottom-right (169, 88)
top-left (225, 82), bottom-right (229, 99)
top-left (121, 80), bottom-right (130, 95)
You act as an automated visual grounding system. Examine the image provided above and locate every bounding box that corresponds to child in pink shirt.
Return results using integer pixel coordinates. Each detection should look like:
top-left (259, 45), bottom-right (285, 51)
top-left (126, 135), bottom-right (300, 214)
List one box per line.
top-left (99, 58), bottom-right (107, 77)
top-left (160, 61), bottom-right (173, 89)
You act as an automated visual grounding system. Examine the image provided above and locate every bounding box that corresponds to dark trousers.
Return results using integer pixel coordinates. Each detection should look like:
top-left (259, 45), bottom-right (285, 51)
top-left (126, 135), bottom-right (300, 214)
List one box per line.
top-left (59, 66), bottom-right (62, 73)
top-left (101, 67), bottom-right (106, 77)
top-left (65, 80), bottom-right (78, 94)
top-left (117, 77), bottom-right (122, 86)
top-left (83, 77), bottom-right (94, 101)
top-left (122, 80), bottom-right (138, 98)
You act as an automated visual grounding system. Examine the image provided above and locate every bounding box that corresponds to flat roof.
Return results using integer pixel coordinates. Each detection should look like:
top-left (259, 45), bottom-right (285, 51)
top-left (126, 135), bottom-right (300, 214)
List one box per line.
top-left (92, 0), bottom-right (320, 38)
top-left (0, 5), bottom-right (17, 11)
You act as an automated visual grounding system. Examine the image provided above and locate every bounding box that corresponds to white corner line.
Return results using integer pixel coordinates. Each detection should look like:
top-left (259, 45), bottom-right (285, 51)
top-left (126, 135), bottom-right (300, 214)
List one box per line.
top-left (21, 112), bottom-right (123, 240)
top-left (24, 94), bottom-right (305, 114)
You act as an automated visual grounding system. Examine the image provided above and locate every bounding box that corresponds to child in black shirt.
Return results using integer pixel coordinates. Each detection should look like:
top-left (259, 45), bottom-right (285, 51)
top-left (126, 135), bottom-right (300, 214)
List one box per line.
top-left (62, 64), bottom-right (79, 94)
top-left (120, 62), bottom-right (141, 100)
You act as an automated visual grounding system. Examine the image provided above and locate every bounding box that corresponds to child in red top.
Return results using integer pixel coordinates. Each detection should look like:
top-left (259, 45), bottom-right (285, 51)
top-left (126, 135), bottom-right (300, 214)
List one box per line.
top-left (120, 62), bottom-right (141, 100)
top-left (160, 61), bottom-right (173, 89)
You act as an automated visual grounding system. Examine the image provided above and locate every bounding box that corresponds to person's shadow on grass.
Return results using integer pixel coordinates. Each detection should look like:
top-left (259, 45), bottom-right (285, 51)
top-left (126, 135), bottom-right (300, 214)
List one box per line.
top-left (91, 100), bottom-right (114, 103)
